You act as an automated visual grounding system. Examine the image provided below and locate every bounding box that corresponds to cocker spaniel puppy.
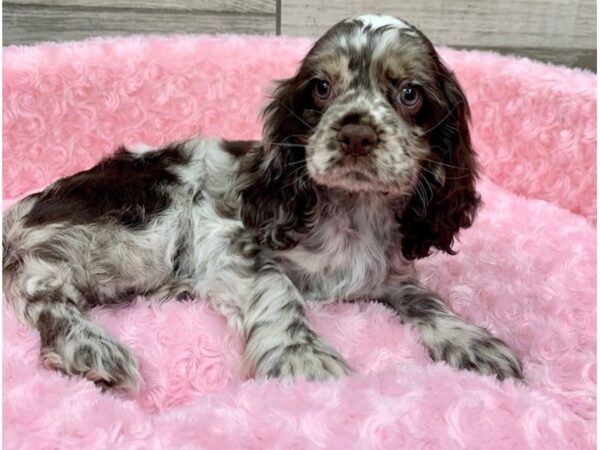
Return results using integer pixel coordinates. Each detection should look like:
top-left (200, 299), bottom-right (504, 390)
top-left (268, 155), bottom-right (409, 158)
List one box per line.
top-left (3, 15), bottom-right (522, 391)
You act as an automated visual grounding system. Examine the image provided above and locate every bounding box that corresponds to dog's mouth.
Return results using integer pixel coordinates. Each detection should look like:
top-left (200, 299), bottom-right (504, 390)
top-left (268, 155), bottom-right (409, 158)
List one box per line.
top-left (311, 165), bottom-right (391, 193)
top-left (306, 139), bottom-right (405, 193)
top-left (343, 170), bottom-right (373, 183)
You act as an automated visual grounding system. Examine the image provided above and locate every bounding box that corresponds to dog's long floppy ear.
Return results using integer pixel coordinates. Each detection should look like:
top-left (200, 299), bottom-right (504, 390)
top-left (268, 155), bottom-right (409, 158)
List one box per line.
top-left (237, 76), bottom-right (320, 250)
top-left (399, 57), bottom-right (481, 260)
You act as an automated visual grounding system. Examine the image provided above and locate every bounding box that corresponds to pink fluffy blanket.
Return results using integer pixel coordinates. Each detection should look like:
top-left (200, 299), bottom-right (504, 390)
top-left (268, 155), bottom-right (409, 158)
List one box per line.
top-left (3, 35), bottom-right (596, 449)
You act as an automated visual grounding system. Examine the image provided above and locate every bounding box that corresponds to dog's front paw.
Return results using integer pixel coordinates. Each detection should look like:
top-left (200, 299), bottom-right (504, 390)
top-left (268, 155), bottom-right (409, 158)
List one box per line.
top-left (255, 339), bottom-right (352, 381)
top-left (42, 334), bottom-right (143, 393)
top-left (429, 328), bottom-right (523, 381)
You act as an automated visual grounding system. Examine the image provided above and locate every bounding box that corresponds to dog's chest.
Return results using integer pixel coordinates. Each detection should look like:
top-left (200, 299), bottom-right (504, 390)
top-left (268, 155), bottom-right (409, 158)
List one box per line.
top-left (280, 205), bottom-right (396, 300)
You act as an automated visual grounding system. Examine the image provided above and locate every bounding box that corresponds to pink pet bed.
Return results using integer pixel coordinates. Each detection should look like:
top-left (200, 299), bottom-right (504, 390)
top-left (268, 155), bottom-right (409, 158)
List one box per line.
top-left (3, 35), bottom-right (596, 449)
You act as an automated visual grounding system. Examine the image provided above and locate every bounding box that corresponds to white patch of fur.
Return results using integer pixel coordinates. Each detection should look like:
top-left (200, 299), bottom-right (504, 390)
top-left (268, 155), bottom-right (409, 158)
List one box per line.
top-left (339, 16), bottom-right (411, 60)
top-left (129, 143), bottom-right (155, 155)
top-left (354, 14), bottom-right (409, 30)
top-left (345, 32), bottom-right (368, 52)
top-left (282, 195), bottom-right (396, 300)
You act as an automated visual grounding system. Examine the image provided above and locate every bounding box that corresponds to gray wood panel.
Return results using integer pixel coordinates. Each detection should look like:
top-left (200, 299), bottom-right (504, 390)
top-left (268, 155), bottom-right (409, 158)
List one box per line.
top-left (2, 0), bottom-right (596, 70)
top-left (471, 46), bottom-right (597, 72)
top-left (280, 0), bottom-right (596, 49)
top-left (3, 2), bottom-right (276, 45)
top-left (8, 0), bottom-right (275, 14)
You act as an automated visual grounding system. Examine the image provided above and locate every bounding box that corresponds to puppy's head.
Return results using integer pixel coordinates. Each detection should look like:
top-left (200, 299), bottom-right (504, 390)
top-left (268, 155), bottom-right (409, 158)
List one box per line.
top-left (241, 15), bottom-right (480, 258)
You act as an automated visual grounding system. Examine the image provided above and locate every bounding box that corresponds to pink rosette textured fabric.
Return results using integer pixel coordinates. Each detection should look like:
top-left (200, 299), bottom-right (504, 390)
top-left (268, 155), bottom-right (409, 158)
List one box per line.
top-left (3, 35), bottom-right (596, 449)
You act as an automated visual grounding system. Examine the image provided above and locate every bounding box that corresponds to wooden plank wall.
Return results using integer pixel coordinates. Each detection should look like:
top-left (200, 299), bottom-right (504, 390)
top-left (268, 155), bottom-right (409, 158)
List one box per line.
top-left (3, 0), bottom-right (597, 71)
top-left (3, 0), bottom-right (278, 40)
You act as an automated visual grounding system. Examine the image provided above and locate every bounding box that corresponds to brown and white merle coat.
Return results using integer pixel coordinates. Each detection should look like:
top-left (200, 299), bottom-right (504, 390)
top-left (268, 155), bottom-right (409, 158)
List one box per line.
top-left (3, 15), bottom-right (522, 391)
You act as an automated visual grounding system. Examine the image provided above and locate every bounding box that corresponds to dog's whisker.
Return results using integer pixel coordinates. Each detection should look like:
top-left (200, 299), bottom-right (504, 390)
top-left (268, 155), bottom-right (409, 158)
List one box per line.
top-left (285, 160), bottom-right (307, 169)
top-left (421, 167), bottom-right (471, 180)
top-left (419, 165), bottom-right (471, 181)
top-left (275, 100), bottom-right (316, 132)
top-left (413, 101), bottom-right (462, 138)
top-left (280, 172), bottom-right (311, 190)
top-left (272, 143), bottom-right (306, 148)
top-left (416, 157), bottom-right (473, 173)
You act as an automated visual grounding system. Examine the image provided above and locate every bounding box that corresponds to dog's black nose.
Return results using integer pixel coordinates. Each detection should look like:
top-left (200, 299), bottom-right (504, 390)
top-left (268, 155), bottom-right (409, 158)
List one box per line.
top-left (337, 124), bottom-right (377, 155)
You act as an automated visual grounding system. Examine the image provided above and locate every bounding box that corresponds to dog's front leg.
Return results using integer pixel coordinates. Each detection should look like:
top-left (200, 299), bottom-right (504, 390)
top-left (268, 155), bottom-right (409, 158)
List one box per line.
top-left (241, 270), bottom-right (351, 380)
top-left (382, 282), bottom-right (523, 380)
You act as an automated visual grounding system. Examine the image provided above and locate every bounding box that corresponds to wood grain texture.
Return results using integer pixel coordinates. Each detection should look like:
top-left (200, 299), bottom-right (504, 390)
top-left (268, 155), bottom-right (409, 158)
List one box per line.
top-left (473, 46), bottom-right (597, 72)
top-left (280, 0), bottom-right (596, 49)
top-left (3, 4), bottom-right (276, 45)
top-left (7, 0), bottom-right (275, 14)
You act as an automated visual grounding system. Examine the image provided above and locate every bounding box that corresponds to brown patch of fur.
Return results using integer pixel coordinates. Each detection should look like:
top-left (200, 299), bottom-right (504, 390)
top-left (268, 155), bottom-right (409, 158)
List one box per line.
top-left (24, 144), bottom-right (188, 229)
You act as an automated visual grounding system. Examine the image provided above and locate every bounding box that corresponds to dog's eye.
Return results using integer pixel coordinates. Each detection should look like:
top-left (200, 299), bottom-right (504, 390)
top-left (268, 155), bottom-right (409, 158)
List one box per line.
top-left (313, 80), bottom-right (332, 101)
top-left (396, 84), bottom-right (421, 109)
